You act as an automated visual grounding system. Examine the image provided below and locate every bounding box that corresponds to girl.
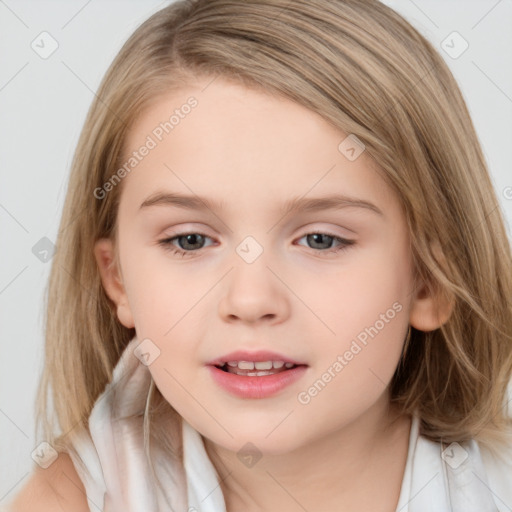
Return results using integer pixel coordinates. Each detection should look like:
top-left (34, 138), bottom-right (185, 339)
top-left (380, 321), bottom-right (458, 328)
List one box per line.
top-left (7, 0), bottom-right (512, 511)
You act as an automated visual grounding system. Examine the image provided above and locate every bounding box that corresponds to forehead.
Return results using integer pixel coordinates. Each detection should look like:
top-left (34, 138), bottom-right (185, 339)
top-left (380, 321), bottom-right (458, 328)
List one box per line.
top-left (119, 77), bottom-right (398, 218)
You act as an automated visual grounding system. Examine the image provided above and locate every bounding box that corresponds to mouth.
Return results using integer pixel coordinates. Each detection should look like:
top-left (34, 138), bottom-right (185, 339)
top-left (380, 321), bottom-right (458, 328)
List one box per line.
top-left (214, 360), bottom-right (303, 377)
top-left (208, 361), bottom-right (308, 399)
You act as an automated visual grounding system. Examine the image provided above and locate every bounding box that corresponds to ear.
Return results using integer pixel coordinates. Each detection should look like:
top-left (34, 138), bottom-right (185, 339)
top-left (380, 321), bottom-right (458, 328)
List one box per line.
top-left (409, 278), bottom-right (454, 331)
top-left (94, 238), bottom-right (135, 329)
top-left (409, 242), bottom-right (456, 332)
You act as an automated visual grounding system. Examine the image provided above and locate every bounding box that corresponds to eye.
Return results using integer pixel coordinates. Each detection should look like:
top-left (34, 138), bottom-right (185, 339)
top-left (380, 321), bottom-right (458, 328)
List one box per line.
top-left (295, 232), bottom-right (355, 256)
top-left (158, 232), bottom-right (215, 258)
top-left (158, 231), bottom-right (355, 258)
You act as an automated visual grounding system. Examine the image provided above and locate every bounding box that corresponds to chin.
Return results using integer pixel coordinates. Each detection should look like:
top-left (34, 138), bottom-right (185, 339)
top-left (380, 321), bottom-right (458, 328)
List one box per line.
top-left (198, 418), bottom-right (307, 456)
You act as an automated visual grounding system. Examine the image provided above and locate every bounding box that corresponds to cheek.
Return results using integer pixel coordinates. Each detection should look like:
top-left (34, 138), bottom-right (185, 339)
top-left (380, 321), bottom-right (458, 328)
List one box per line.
top-left (306, 241), bottom-right (411, 341)
top-left (300, 241), bottom-right (411, 397)
top-left (119, 248), bottom-right (210, 387)
top-left (119, 244), bottom-right (207, 336)
top-left (146, 334), bottom-right (217, 429)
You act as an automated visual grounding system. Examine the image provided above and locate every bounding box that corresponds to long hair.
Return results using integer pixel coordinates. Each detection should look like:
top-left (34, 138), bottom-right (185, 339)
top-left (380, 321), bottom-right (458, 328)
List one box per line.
top-left (36, 0), bottom-right (512, 473)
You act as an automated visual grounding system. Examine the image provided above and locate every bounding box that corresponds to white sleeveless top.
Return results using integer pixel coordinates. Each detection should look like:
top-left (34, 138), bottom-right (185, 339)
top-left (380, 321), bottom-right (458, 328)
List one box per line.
top-left (65, 336), bottom-right (512, 512)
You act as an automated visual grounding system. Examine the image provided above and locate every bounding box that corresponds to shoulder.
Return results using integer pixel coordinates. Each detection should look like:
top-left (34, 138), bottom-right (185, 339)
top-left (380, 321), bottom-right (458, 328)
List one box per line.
top-left (479, 441), bottom-right (512, 510)
top-left (4, 453), bottom-right (90, 512)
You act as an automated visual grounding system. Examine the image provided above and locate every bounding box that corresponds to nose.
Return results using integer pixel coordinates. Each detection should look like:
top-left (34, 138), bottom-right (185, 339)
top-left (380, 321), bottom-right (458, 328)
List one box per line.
top-left (218, 258), bottom-right (290, 325)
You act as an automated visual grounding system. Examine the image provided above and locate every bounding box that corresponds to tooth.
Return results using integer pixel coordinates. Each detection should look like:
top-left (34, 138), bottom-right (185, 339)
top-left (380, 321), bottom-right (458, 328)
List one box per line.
top-left (223, 360), bottom-right (294, 371)
top-left (254, 361), bottom-right (273, 370)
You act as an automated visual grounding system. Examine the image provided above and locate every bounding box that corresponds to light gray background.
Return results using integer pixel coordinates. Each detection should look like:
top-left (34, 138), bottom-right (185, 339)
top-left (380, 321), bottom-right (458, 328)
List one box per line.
top-left (1, 0), bottom-right (511, 503)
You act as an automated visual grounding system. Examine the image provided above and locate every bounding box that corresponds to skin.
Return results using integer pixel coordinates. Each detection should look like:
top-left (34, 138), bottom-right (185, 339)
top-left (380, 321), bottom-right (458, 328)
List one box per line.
top-left (95, 76), bottom-right (452, 511)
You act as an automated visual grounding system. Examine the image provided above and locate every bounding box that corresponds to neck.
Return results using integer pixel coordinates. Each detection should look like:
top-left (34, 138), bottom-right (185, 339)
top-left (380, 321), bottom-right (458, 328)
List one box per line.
top-left (203, 395), bottom-right (412, 512)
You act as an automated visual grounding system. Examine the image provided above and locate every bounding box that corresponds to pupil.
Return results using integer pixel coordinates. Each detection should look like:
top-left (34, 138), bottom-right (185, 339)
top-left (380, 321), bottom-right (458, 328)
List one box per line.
top-left (180, 234), bottom-right (204, 250)
top-left (308, 233), bottom-right (332, 249)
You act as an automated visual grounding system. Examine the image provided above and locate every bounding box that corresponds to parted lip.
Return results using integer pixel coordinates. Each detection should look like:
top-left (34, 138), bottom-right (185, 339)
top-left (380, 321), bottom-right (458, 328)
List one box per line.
top-left (207, 350), bottom-right (307, 367)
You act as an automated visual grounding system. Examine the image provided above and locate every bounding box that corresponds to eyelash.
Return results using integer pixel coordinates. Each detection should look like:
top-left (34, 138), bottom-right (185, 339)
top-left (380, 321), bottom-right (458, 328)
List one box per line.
top-left (157, 231), bottom-right (355, 258)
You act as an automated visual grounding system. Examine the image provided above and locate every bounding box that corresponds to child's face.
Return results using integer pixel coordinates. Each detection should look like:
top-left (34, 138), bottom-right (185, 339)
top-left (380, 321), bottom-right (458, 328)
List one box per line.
top-left (96, 76), bottom-right (428, 453)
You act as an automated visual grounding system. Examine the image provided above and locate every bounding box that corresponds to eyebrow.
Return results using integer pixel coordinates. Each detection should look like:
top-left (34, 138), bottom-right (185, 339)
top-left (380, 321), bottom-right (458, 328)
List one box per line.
top-left (139, 191), bottom-right (383, 217)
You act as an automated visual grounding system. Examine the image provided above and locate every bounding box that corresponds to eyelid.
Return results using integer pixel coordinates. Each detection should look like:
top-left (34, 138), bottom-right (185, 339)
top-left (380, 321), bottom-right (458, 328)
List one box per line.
top-left (160, 222), bottom-right (357, 242)
top-left (160, 223), bottom-right (215, 237)
top-left (295, 222), bottom-right (357, 239)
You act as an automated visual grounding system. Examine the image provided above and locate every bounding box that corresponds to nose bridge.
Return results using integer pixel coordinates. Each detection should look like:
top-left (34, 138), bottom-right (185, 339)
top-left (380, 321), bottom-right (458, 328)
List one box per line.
top-left (218, 235), bottom-right (289, 323)
top-left (235, 234), bottom-right (267, 266)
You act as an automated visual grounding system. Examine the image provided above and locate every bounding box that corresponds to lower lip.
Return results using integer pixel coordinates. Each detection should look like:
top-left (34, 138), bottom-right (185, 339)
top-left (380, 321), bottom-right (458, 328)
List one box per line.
top-left (207, 365), bottom-right (308, 399)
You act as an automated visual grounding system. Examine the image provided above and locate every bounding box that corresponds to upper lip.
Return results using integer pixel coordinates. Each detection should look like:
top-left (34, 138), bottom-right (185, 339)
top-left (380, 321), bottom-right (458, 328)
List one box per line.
top-left (207, 350), bottom-right (307, 367)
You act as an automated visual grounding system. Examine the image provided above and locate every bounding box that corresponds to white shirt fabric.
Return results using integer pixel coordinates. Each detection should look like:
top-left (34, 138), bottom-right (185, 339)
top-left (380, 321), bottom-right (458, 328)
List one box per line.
top-left (64, 336), bottom-right (512, 512)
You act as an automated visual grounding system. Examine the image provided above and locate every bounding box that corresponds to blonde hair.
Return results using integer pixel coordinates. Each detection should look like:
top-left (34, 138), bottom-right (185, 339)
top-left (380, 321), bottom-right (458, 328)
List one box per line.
top-left (37, 0), bottom-right (512, 474)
